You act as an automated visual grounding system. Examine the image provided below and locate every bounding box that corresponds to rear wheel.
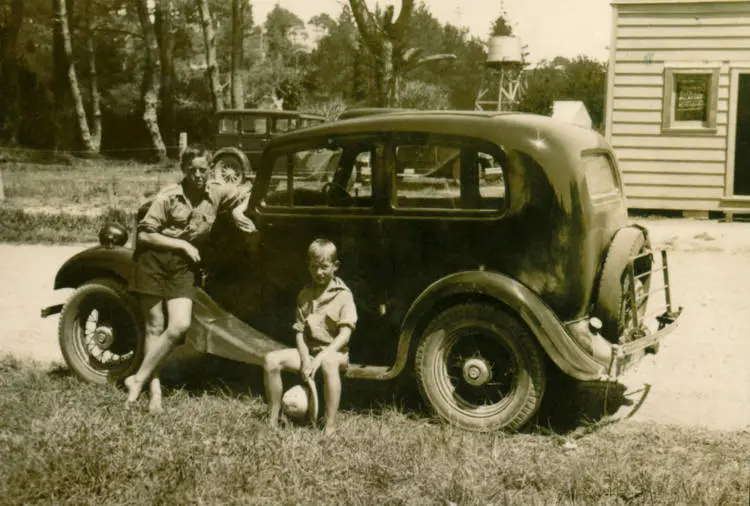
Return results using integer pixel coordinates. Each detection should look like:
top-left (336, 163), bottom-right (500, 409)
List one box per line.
top-left (213, 154), bottom-right (245, 185)
top-left (415, 303), bottom-right (546, 432)
top-left (59, 278), bottom-right (144, 384)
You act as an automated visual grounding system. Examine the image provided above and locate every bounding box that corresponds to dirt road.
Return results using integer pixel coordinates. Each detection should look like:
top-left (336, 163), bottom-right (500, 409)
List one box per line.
top-left (1, 218), bottom-right (748, 431)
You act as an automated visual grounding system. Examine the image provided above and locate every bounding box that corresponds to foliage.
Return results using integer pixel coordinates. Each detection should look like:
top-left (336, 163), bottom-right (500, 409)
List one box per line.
top-left (520, 56), bottom-right (608, 130)
top-left (0, 0), bottom-right (609, 154)
top-left (1, 356), bottom-right (748, 505)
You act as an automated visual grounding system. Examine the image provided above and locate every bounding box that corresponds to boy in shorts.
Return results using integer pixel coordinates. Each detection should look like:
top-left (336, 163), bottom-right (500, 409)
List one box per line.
top-left (263, 239), bottom-right (357, 435)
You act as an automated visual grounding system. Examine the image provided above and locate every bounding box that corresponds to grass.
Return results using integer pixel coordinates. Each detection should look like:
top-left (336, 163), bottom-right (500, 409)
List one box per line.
top-left (0, 355), bottom-right (747, 505)
top-left (0, 207), bottom-right (135, 244)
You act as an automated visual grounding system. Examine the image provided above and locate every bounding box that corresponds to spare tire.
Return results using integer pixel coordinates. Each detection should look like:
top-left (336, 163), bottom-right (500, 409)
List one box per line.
top-left (594, 226), bottom-right (652, 342)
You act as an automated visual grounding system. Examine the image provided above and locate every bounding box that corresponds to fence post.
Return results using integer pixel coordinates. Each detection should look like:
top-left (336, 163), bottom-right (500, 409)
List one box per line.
top-left (0, 165), bottom-right (5, 202)
top-left (178, 132), bottom-right (188, 158)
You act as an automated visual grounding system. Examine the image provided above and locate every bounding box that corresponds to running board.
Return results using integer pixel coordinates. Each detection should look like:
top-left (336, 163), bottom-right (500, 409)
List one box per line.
top-left (345, 364), bottom-right (393, 380)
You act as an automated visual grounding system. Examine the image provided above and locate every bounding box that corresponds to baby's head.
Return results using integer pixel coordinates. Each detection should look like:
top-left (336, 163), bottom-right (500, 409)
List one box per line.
top-left (307, 239), bottom-right (339, 287)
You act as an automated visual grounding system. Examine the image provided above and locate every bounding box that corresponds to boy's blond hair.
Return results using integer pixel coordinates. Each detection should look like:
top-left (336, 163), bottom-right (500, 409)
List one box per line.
top-left (308, 238), bottom-right (338, 263)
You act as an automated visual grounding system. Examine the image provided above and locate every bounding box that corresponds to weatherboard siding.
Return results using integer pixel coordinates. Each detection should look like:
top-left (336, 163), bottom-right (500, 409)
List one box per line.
top-left (607, 0), bottom-right (750, 210)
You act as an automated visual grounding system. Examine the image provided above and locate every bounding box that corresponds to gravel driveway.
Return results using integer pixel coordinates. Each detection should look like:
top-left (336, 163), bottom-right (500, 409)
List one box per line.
top-left (1, 218), bottom-right (748, 431)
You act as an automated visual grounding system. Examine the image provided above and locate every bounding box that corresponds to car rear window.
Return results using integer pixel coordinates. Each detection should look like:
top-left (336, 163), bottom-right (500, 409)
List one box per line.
top-left (583, 153), bottom-right (619, 197)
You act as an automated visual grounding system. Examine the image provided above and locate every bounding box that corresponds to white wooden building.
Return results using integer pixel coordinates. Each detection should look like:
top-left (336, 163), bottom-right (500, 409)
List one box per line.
top-left (605, 0), bottom-right (750, 215)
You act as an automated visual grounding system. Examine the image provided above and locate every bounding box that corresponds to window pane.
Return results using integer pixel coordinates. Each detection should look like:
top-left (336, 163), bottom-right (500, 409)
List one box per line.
top-left (264, 155), bottom-right (291, 206)
top-left (240, 117), bottom-right (267, 134)
top-left (477, 151), bottom-right (506, 209)
top-left (583, 153), bottom-right (618, 197)
top-left (395, 144), bottom-right (460, 209)
top-left (219, 118), bottom-right (237, 133)
top-left (273, 118), bottom-right (292, 133)
top-left (674, 74), bottom-right (710, 122)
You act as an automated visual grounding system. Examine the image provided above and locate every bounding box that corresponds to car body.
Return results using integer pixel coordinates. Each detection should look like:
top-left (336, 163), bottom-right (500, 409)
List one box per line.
top-left (44, 110), bottom-right (681, 432)
top-left (211, 109), bottom-right (325, 183)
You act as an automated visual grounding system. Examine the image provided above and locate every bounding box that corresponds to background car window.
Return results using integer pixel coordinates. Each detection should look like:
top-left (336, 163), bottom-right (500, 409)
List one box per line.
top-left (219, 118), bottom-right (237, 134)
top-left (263, 145), bottom-right (374, 208)
top-left (240, 117), bottom-right (267, 134)
top-left (272, 118), bottom-right (292, 133)
top-left (392, 138), bottom-right (507, 211)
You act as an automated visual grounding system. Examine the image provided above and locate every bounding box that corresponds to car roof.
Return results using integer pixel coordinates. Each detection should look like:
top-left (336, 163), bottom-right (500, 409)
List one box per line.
top-left (338, 107), bottom-right (417, 119)
top-left (216, 109), bottom-right (324, 119)
top-left (265, 110), bottom-right (607, 156)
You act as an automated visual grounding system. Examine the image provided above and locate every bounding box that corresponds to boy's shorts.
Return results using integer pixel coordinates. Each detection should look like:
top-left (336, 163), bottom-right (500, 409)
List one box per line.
top-left (131, 249), bottom-right (198, 300)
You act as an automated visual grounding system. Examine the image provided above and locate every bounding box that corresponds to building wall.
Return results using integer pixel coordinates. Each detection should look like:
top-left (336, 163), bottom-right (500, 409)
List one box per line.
top-left (606, 0), bottom-right (750, 210)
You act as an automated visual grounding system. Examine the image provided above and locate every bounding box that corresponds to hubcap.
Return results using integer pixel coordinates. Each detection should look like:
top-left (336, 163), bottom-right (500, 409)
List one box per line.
top-left (92, 325), bottom-right (115, 350)
top-left (462, 357), bottom-right (492, 386)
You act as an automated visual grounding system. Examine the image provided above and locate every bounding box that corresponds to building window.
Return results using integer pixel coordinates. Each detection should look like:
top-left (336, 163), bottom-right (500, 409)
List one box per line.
top-left (662, 68), bottom-right (719, 133)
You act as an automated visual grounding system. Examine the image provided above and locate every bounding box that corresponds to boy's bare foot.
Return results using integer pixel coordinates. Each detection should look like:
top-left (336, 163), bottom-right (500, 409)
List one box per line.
top-left (124, 375), bottom-right (143, 404)
top-left (148, 398), bottom-right (164, 414)
top-left (323, 424), bottom-right (336, 436)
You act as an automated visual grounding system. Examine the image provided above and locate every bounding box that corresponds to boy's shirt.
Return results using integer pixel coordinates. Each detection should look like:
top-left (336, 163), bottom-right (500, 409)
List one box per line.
top-left (294, 276), bottom-right (357, 353)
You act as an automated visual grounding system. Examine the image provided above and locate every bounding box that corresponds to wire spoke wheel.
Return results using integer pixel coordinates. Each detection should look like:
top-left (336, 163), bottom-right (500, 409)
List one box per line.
top-left (416, 303), bottom-right (546, 432)
top-left (213, 156), bottom-right (244, 185)
top-left (59, 279), bottom-right (144, 384)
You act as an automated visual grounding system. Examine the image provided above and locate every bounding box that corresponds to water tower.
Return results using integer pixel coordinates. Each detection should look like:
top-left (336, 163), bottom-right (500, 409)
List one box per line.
top-left (475, 36), bottom-right (525, 111)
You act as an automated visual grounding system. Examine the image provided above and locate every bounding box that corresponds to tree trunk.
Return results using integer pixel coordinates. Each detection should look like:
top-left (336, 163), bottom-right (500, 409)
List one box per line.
top-left (135, 0), bottom-right (167, 162)
top-left (84, 0), bottom-right (101, 151)
top-left (54, 0), bottom-right (97, 153)
top-left (348, 0), bottom-right (414, 107)
top-left (0, 0), bottom-right (24, 145)
top-left (155, 0), bottom-right (177, 158)
top-left (196, 0), bottom-right (223, 112)
top-left (230, 0), bottom-right (245, 108)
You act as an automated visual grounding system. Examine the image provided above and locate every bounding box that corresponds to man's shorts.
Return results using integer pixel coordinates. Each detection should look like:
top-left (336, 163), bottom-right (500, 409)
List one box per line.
top-left (131, 249), bottom-right (198, 300)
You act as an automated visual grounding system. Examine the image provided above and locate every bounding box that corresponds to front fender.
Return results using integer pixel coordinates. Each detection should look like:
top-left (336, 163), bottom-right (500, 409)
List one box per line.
top-left (54, 245), bottom-right (135, 290)
top-left (394, 271), bottom-right (611, 381)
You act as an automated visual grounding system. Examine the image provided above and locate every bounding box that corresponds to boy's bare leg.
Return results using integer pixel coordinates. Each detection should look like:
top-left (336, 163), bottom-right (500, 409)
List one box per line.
top-left (148, 367), bottom-right (164, 413)
top-left (125, 297), bottom-right (192, 405)
top-left (263, 349), bottom-right (301, 428)
top-left (320, 352), bottom-right (348, 435)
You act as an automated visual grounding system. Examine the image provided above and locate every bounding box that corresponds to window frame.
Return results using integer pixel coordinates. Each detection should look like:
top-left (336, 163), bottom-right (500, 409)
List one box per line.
top-left (661, 67), bottom-right (720, 134)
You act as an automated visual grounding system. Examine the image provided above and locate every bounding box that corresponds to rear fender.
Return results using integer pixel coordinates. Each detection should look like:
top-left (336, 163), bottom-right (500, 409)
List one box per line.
top-left (54, 246), bottom-right (135, 290)
top-left (393, 271), bottom-right (611, 381)
top-left (213, 147), bottom-right (251, 172)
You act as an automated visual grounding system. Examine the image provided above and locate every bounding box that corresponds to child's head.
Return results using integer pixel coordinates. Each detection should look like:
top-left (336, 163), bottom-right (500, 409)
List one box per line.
top-left (307, 239), bottom-right (339, 287)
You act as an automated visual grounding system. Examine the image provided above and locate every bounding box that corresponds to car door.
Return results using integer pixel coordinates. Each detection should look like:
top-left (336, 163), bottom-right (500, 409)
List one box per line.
top-left (378, 132), bottom-right (509, 326)
top-left (250, 133), bottom-right (393, 357)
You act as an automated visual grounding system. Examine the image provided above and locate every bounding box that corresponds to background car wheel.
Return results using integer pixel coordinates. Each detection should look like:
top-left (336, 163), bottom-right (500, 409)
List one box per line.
top-left (415, 303), bottom-right (546, 432)
top-left (59, 278), bottom-right (144, 384)
top-left (213, 155), bottom-right (245, 185)
top-left (594, 226), bottom-right (652, 342)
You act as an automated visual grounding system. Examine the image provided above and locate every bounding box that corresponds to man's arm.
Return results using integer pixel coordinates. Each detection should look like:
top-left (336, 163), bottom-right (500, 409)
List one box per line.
top-left (137, 232), bottom-right (200, 263)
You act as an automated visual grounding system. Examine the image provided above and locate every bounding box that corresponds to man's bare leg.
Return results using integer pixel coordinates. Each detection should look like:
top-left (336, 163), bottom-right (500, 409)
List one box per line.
top-left (125, 297), bottom-right (192, 405)
top-left (321, 352), bottom-right (348, 436)
top-left (263, 349), bottom-right (301, 428)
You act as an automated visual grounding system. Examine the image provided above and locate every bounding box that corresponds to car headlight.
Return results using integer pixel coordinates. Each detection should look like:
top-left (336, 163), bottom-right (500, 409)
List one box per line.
top-left (98, 223), bottom-right (129, 247)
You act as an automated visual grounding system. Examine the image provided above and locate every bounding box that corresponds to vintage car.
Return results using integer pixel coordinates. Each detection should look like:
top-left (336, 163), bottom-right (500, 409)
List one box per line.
top-left (42, 110), bottom-right (682, 432)
top-left (211, 108), bottom-right (325, 183)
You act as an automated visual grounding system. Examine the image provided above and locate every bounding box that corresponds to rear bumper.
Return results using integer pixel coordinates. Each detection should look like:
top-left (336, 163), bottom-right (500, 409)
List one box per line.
top-left (606, 308), bottom-right (682, 378)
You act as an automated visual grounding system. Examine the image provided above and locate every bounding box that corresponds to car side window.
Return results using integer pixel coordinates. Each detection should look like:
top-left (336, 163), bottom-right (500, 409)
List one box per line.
top-left (240, 117), bottom-right (267, 135)
top-left (391, 135), bottom-right (507, 212)
top-left (263, 139), bottom-right (377, 209)
top-left (219, 118), bottom-right (238, 134)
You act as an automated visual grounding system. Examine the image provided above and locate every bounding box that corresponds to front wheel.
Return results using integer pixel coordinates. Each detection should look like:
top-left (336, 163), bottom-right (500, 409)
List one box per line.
top-left (415, 303), bottom-right (546, 432)
top-left (212, 155), bottom-right (245, 185)
top-left (59, 278), bottom-right (144, 384)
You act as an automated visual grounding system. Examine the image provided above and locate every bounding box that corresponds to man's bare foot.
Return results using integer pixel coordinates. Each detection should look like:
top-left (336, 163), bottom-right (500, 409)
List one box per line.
top-left (124, 375), bottom-right (143, 404)
top-left (148, 379), bottom-right (163, 413)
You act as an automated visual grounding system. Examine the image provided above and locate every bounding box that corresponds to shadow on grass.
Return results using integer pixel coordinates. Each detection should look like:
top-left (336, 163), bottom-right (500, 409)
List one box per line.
top-left (45, 352), bottom-right (645, 434)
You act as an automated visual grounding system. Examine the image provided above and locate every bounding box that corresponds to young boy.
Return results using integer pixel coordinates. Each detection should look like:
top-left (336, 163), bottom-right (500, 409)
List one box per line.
top-left (263, 239), bottom-right (357, 435)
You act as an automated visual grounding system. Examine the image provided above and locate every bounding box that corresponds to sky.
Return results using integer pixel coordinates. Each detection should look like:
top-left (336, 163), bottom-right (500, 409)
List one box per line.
top-left (251, 0), bottom-right (613, 64)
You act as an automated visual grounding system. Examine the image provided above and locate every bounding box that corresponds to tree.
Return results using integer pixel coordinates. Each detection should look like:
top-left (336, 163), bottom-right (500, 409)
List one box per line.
top-left (54, 0), bottom-right (99, 153)
top-left (0, 0), bottom-right (24, 144)
top-left (490, 15), bottom-right (513, 36)
top-left (155, 0), bottom-right (176, 156)
top-left (230, 0), bottom-right (247, 108)
top-left (84, 0), bottom-right (102, 151)
top-left (349, 0), bottom-right (415, 106)
top-left (196, 0), bottom-right (223, 111)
